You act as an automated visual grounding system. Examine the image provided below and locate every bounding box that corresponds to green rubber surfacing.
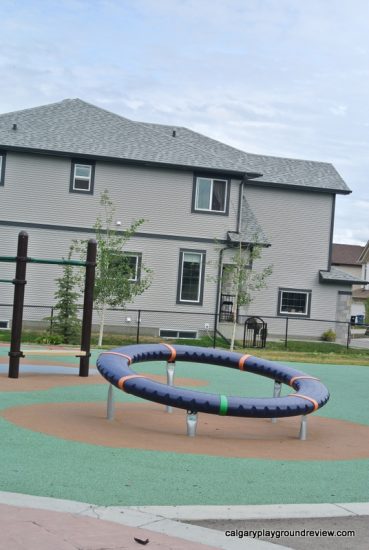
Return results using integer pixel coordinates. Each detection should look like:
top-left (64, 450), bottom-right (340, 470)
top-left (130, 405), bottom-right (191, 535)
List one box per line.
top-left (0, 353), bottom-right (369, 507)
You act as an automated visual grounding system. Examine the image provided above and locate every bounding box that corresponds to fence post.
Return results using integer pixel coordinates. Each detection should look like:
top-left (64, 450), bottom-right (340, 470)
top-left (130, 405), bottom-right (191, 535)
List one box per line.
top-left (49, 306), bottom-right (54, 335)
top-left (136, 310), bottom-right (141, 344)
top-left (346, 322), bottom-right (351, 349)
top-left (79, 239), bottom-right (97, 377)
top-left (213, 313), bottom-right (217, 348)
top-left (8, 231), bottom-right (29, 378)
top-left (284, 317), bottom-right (289, 349)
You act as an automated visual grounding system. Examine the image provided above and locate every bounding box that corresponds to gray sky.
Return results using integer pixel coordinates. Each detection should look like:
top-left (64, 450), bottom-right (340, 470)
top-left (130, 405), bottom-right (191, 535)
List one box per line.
top-left (1, 0), bottom-right (368, 244)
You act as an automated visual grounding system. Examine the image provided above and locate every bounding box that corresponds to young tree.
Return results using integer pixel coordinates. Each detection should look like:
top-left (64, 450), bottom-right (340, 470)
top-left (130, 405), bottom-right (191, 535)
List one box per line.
top-left (51, 247), bottom-right (81, 344)
top-left (221, 241), bottom-right (272, 351)
top-left (75, 190), bottom-right (152, 346)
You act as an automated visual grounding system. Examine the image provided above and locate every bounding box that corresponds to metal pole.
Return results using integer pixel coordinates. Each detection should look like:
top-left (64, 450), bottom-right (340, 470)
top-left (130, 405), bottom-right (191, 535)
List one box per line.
top-left (49, 306), bottom-right (54, 335)
top-left (271, 381), bottom-right (282, 424)
top-left (213, 313), bottom-right (217, 348)
top-left (166, 362), bottom-right (175, 413)
top-left (107, 384), bottom-right (115, 420)
top-left (285, 317), bottom-right (289, 349)
top-left (186, 410), bottom-right (198, 436)
top-left (79, 239), bottom-right (97, 377)
top-left (299, 415), bottom-right (307, 440)
top-left (346, 322), bottom-right (350, 350)
top-left (8, 231), bottom-right (29, 378)
top-left (136, 310), bottom-right (141, 344)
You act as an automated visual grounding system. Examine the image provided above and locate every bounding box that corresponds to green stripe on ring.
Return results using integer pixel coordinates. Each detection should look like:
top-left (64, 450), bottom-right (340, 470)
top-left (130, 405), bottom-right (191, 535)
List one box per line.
top-left (219, 395), bottom-right (228, 416)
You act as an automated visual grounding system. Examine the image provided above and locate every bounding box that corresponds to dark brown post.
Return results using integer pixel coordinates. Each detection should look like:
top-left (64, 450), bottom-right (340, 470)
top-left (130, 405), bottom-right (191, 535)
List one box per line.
top-left (79, 239), bottom-right (97, 377)
top-left (8, 231), bottom-right (29, 378)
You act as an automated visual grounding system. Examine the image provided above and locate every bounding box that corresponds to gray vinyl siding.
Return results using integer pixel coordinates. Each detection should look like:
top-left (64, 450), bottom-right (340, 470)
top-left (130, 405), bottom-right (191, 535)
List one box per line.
top-left (1, 152), bottom-right (240, 241)
top-left (242, 186), bottom-right (344, 337)
top-left (0, 224), bottom-right (220, 329)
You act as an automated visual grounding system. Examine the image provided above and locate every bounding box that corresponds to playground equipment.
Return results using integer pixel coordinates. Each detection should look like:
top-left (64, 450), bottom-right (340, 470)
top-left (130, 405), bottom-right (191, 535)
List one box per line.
top-left (0, 231), bottom-right (96, 378)
top-left (97, 343), bottom-right (330, 440)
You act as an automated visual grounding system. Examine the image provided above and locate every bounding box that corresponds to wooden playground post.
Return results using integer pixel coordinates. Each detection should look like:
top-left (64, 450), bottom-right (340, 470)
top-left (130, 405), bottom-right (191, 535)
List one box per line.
top-left (79, 239), bottom-right (97, 377)
top-left (8, 231), bottom-right (29, 378)
top-left (3, 231), bottom-right (96, 379)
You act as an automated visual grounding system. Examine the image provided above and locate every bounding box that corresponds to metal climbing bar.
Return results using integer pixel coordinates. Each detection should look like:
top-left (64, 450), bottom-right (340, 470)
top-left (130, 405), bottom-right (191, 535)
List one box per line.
top-left (27, 257), bottom-right (87, 266)
top-left (0, 256), bottom-right (87, 266)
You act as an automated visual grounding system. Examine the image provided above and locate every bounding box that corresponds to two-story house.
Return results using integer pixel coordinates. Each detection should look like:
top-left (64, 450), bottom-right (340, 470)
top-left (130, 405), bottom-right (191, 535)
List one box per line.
top-left (332, 243), bottom-right (368, 323)
top-left (0, 99), bottom-right (365, 342)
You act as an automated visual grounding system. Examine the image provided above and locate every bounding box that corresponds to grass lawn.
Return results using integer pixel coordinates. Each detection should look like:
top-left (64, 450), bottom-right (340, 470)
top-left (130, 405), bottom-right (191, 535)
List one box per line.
top-left (0, 330), bottom-right (368, 366)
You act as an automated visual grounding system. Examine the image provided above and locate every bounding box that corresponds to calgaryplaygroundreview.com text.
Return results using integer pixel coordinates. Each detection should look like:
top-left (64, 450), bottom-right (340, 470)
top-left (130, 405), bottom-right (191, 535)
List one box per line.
top-left (224, 528), bottom-right (356, 539)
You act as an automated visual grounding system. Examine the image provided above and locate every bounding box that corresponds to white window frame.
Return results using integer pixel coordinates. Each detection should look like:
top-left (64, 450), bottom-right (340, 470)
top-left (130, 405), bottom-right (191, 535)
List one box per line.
top-left (178, 250), bottom-right (205, 304)
top-left (73, 163), bottom-right (92, 192)
top-left (194, 177), bottom-right (228, 213)
top-left (278, 289), bottom-right (311, 316)
top-left (125, 254), bottom-right (140, 282)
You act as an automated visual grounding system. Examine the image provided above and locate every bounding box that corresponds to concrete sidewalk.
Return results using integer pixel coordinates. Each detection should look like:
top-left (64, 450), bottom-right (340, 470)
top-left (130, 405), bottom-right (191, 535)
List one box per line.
top-left (0, 492), bottom-right (289, 550)
top-left (1, 493), bottom-right (369, 550)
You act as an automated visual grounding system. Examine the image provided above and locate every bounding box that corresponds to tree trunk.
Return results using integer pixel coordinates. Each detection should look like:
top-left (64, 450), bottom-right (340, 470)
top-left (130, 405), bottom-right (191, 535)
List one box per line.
top-left (98, 303), bottom-right (106, 347)
top-left (230, 284), bottom-right (240, 351)
top-left (230, 318), bottom-right (237, 351)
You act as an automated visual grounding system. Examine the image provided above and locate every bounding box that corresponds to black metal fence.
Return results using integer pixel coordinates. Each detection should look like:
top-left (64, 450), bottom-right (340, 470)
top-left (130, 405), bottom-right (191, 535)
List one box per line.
top-left (0, 303), bottom-right (361, 349)
top-left (237, 314), bottom-right (352, 349)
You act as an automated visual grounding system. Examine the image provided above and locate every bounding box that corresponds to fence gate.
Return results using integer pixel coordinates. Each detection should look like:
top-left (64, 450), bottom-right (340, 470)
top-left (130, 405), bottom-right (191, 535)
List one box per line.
top-left (243, 316), bottom-right (267, 348)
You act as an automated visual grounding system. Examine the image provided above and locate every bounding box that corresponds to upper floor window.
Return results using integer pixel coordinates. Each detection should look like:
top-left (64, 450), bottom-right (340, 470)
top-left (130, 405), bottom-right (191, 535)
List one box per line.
top-left (277, 288), bottom-right (312, 317)
top-left (177, 249), bottom-right (206, 305)
top-left (0, 152), bottom-right (6, 186)
top-left (193, 176), bottom-right (229, 214)
top-left (70, 160), bottom-right (95, 194)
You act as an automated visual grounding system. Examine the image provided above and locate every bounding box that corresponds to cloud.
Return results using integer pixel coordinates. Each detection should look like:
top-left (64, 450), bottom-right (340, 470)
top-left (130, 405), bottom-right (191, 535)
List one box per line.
top-left (0, 0), bottom-right (368, 242)
top-left (329, 104), bottom-right (347, 117)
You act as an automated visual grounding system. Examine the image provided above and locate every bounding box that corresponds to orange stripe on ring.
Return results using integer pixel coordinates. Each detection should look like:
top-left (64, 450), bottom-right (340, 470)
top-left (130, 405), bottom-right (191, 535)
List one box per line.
top-left (287, 393), bottom-right (319, 411)
top-left (100, 351), bottom-right (133, 364)
top-left (117, 374), bottom-right (145, 391)
top-left (289, 376), bottom-right (320, 387)
top-left (238, 354), bottom-right (251, 370)
top-left (162, 343), bottom-right (177, 363)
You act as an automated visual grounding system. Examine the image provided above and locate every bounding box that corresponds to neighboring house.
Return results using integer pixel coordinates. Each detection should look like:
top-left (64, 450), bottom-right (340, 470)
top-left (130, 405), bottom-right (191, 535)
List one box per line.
top-left (332, 242), bottom-right (369, 323)
top-left (355, 241), bottom-right (369, 322)
top-left (0, 99), bottom-right (366, 341)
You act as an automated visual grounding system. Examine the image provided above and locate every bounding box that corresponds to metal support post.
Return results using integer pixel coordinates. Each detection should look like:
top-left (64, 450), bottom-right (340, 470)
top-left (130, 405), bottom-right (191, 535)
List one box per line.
top-left (79, 239), bottom-right (97, 377)
top-left (107, 384), bottom-right (115, 420)
top-left (271, 381), bottom-right (282, 423)
top-left (166, 361), bottom-right (175, 413)
top-left (299, 415), bottom-right (307, 440)
top-left (186, 410), bottom-right (198, 437)
top-left (8, 231), bottom-right (29, 379)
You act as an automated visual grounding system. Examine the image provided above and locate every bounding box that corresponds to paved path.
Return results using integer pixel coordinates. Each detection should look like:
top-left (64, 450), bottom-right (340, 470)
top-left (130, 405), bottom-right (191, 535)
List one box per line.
top-left (1, 493), bottom-right (369, 550)
top-left (350, 337), bottom-right (369, 349)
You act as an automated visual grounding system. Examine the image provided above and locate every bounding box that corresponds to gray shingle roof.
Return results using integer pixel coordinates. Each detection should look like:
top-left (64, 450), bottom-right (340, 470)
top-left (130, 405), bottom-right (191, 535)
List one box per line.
top-left (145, 122), bottom-right (350, 193)
top-left (319, 267), bottom-right (368, 285)
top-left (227, 194), bottom-right (270, 246)
top-left (0, 98), bottom-right (351, 193)
top-left (332, 243), bottom-right (364, 265)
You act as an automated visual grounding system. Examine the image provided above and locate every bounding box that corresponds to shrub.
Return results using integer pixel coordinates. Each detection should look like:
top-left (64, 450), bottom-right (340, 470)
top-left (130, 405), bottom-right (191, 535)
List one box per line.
top-left (321, 328), bottom-right (336, 342)
top-left (35, 334), bottom-right (64, 345)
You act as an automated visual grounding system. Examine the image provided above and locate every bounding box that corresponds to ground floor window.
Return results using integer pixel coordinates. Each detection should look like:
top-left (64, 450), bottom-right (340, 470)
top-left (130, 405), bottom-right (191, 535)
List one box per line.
top-left (177, 249), bottom-right (206, 305)
top-left (160, 329), bottom-right (198, 339)
top-left (277, 288), bottom-right (311, 317)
